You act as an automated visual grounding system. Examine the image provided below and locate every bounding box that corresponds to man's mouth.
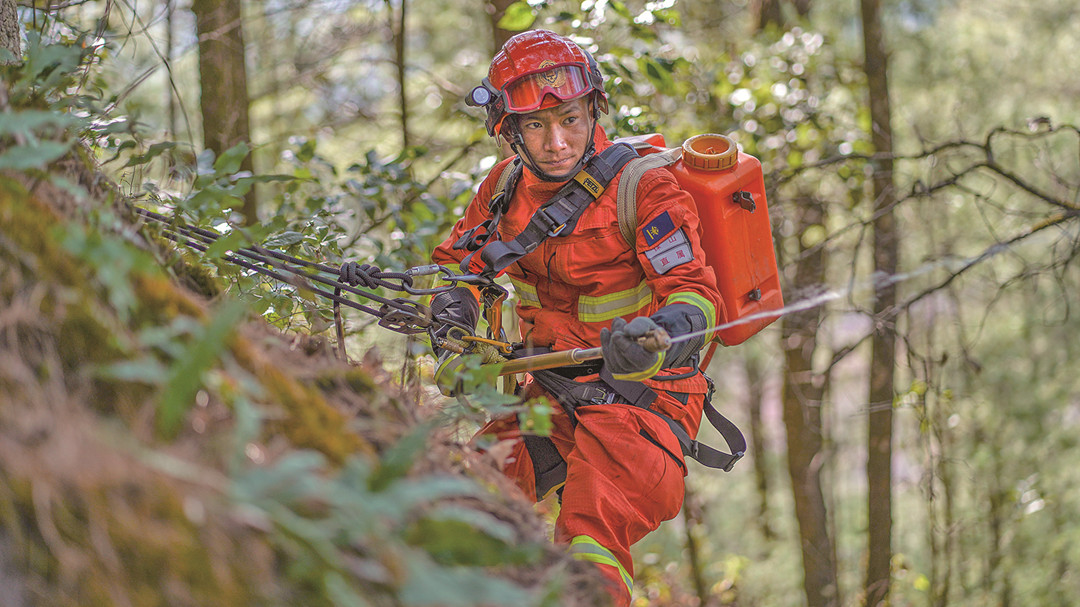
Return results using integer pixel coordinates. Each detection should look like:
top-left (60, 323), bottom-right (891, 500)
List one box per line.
top-left (542, 157), bottom-right (575, 170)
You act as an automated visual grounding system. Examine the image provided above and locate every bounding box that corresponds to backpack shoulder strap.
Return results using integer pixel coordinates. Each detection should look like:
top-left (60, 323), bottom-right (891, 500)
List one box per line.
top-left (615, 147), bottom-right (683, 246)
top-left (493, 158), bottom-right (518, 200)
top-left (477, 143), bottom-right (639, 276)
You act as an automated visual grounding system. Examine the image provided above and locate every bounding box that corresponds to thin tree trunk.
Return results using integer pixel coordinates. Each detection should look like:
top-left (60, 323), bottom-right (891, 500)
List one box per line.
top-left (682, 484), bottom-right (712, 607)
top-left (860, 0), bottom-right (898, 603)
top-left (780, 194), bottom-right (840, 607)
top-left (751, 0), bottom-right (784, 31)
top-left (192, 0), bottom-right (257, 224)
top-left (930, 393), bottom-right (954, 607)
top-left (0, 0), bottom-right (20, 62)
top-left (385, 0), bottom-right (409, 150)
top-left (746, 356), bottom-right (776, 540)
top-left (986, 445), bottom-right (1011, 607)
top-left (165, 0), bottom-right (177, 138)
top-left (485, 0), bottom-right (517, 54)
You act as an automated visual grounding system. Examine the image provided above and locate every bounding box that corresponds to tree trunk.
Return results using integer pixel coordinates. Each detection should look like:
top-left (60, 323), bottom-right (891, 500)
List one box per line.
top-left (386, 0), bottom-right (409, 149)
top-left (165, 0), bottom-right (178, 138)
top-left (485, 0), bottom-right (517, 54)
top-left (860, 0), bottom-right (899, 603)
top-left (682, 484), bottom-right (712, 607)
top-left (0, 0), bottom-right (19, 62)
top-left (192, 0), bottom-right (257, 224)
top-left (746, 356), bottom-right (776, 540)
top-left (780, 194), bottom-right (840, 607)
top-left (751, 0), bottom-right (784, 31)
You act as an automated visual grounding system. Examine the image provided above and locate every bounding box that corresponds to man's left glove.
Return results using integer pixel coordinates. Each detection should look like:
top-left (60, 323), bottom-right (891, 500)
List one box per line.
top-left (600, 316), bottom-right (667, 382)
top-left (428, 287), bottom-right (481, 396)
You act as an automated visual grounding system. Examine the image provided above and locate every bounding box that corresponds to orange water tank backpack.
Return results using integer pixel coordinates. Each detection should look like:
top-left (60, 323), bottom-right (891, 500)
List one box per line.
top-left (613, 132), bottom-right (784, 364)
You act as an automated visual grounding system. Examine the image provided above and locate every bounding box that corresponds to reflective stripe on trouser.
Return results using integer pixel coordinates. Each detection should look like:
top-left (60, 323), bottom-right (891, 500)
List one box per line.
top-left (570, 535), bottom-right (633, 597)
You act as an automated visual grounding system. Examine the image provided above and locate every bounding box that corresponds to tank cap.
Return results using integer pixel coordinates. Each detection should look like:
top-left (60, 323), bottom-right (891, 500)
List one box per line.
top-left (682, 134), bottom-right (738, 171)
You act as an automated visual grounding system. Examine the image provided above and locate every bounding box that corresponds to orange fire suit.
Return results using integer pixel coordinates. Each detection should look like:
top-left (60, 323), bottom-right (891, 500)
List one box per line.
top-left (431, 126), bottom-right (722, 605)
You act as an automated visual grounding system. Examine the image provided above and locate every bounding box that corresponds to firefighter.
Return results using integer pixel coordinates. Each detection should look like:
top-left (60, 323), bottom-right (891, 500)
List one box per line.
top-left (346, 29), bottom-right (722, 606)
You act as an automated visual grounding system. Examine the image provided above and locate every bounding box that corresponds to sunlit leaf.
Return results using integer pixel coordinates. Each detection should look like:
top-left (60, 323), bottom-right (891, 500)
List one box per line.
top-left (497, 2), bottom-right (535, 31)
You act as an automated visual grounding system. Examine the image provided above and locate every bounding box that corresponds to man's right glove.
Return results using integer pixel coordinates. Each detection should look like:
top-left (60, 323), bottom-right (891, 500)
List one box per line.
top-left (428, 287), bottom-right (481, 396)
top-left (600, 316), bottom-right (667, 382)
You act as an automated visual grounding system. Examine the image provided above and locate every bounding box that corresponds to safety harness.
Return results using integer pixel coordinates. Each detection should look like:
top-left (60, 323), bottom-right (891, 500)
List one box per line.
top-left (453, 143), bottom-right (640, 277)
top-left (454, 142), bottom-right (746, 500)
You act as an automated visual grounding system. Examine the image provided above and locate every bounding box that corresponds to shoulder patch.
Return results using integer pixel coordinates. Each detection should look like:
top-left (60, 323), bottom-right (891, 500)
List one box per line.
top-left (641, 211), bottom-right (676, 246)
top-left (644, 228), bottom-right (694, 274)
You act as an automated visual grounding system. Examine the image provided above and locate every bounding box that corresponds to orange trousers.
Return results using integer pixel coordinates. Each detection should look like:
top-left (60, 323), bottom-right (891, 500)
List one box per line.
top-left (476, 382), bottom-right (697, 606)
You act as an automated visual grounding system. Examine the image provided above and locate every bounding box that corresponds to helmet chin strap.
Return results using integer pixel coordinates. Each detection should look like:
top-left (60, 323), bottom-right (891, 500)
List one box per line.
top-left (504, 104), bottom-right (600, 183)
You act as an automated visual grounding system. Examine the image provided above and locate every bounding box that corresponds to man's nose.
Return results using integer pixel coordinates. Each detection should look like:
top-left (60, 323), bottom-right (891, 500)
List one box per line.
top-left (545, 126), bottom-right (568, 151)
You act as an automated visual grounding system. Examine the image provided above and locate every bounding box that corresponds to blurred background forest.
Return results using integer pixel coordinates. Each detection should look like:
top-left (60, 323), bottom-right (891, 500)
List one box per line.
top-left (2, 0), bottom-right (1080, 606)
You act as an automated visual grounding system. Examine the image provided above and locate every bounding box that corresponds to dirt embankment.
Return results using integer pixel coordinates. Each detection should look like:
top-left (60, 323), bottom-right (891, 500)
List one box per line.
top-left (0, 162), bottom-right (607, 606)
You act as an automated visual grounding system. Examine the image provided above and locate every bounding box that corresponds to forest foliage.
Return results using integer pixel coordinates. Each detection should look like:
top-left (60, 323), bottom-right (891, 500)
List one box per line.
top-left (2, 0), bottom-right (1080, 606)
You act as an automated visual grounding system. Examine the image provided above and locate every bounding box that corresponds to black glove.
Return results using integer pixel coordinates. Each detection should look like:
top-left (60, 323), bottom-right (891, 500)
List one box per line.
top-left (429, 287), bottom-right (481, 396)
top-left (429, 286), bottom-right (480, 345)
top-left (339, 262), bottom-right (382, 288)
top-left (600, 316), bottom-right (667, 381)
top-left (649, 303), bottom-right (708, 368)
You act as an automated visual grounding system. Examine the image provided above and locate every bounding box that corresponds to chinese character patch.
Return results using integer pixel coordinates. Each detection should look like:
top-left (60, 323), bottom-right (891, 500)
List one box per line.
top-left (644, 228), bottom-right (693, 274)
top-left (641, 211), bottom-right (676, 246)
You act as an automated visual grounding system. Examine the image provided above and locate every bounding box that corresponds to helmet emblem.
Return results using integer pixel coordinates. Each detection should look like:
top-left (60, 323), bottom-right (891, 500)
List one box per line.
top-left (537, 60), bottom-right (567, 88)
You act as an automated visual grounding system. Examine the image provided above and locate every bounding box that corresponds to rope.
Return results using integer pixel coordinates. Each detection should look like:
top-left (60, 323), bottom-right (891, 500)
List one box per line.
top-left (131, 206), bottom-right (455, 359)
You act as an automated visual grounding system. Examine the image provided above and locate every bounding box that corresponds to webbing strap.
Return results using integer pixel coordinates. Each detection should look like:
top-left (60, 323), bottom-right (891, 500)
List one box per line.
top-left (478, 143), bottom-right (639, 275)
top-left (599, 367), bottom-right (745, 472)
top-left (528, 364), bottom-right (744, 473)
top-left (614, 147), bottom-right (683, 246)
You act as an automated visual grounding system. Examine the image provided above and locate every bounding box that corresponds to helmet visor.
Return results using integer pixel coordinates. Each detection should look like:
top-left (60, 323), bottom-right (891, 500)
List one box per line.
top-left (502, 63), bottom-right (592, 113)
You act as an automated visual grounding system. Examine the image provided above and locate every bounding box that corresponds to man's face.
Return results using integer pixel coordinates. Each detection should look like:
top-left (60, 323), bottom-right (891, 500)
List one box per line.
top-left (515, 96), bottom-right (592, 181)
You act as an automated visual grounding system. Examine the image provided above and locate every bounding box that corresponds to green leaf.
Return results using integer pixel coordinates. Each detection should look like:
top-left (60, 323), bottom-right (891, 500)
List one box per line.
top-left (400, 555), bottom-right (531, 607)
top-left (263, 231), bottom-right (305, 248)
top-left (95, 359), bottom-right (169, 384)
top-left (214, 141), bottom-right (251, 175)
top-left (405, 507), bottom-right (539, 566)
top-left (123, 141), bottom-right (179, 168)
top-left (0, 141), bottom-right (71, 170)
top-left (202, 230), bottom-right (250, 261)
top-left (0, 109), bottom-right (81, 137)
top-left (497, 2), bottom-right (535, 31)
top-left (369, 423), bottom-right (433, 492)
top-left (157, 299), bottom-right (247, 437)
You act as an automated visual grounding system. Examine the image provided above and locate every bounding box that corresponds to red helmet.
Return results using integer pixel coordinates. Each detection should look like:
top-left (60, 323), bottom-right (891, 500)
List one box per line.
top-left (467, 30), bottom-right (608, 137)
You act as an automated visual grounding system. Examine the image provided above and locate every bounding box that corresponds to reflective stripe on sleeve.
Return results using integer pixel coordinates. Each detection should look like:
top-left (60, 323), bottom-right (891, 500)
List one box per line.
top-left (509, 277), bottom-right (542, 308)
top-left (666, 291), bottom-right (717, 326)
top-left (577, 280), bottom-right (652, 323)
top-left (569, 535), bottom-right (633, 596)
